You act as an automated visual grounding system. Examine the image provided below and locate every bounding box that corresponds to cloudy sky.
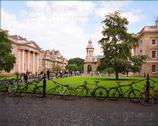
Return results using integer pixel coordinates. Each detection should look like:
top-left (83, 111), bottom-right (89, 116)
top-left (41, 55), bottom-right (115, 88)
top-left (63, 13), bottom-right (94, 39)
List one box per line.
top-left (1, 1), bottom-right (158, 59)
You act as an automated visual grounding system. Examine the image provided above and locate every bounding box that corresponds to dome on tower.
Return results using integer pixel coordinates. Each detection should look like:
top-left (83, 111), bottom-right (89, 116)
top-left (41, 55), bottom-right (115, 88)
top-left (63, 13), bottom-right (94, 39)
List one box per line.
top-left (86, 39), bottom-right (94, 49)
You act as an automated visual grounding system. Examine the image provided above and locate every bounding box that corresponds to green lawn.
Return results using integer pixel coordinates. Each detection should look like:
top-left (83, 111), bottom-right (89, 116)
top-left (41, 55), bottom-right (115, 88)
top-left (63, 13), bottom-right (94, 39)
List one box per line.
top-left (1, 76), bottom-right (158, 97)
top-left (46, 76), bottom-right (158, 94)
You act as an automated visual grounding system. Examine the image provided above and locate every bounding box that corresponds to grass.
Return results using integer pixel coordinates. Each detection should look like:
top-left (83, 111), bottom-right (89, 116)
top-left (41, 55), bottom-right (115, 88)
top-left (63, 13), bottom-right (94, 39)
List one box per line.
top-left (1, 76), bottom-right (158, 97)
top-left (47, 76), bottom-right (158, 87)
top-left (46, 76), bottom-right (158, 95)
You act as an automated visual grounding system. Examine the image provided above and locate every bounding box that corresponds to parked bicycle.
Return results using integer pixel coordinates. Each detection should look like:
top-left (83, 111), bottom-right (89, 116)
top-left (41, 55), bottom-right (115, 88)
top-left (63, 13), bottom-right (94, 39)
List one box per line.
top-left (47, 80), bottom-right (76, 100)
top-left (75, 81), bottom-right (107, 99)
top-left (139, 79), bottom-right (158, 106)
top-left (108, 81), bottom-right (141, 103)
top-left (0, 83), bottom-right (8, 96)
top-left (7, 83), bottom-right (22, 97)
top-left (20, 81), bottom-right (43, 97)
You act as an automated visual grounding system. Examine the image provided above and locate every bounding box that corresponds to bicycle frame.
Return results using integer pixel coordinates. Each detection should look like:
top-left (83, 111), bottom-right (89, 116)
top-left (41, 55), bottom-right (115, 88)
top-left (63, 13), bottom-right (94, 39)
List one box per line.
top-left (117, 85), bottom-right (134, 97)
top-left (83, 81), bottom-right (99, 92)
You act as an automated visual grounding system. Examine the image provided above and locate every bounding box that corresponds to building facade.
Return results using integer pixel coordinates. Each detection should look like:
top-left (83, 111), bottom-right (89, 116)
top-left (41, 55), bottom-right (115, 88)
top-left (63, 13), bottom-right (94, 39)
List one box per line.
top-left (133, 20), bottom-right (158, 76)
top-left (84, 40), bottom-right (97, 74)
top-left (1, 34), bottom-right (68, 75)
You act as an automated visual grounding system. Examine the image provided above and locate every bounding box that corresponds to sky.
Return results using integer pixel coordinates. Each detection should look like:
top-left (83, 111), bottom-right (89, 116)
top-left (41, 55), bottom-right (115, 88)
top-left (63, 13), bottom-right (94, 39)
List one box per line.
top-left (1, 0), bottom-right (158, 59)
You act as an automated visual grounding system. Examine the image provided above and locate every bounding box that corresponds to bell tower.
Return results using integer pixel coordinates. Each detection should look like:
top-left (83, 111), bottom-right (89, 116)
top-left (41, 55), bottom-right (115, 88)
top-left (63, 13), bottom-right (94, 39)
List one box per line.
top-left (84, 39), bottom-right (97, 75)
top-left (86, 40), bottom-right (94, 62)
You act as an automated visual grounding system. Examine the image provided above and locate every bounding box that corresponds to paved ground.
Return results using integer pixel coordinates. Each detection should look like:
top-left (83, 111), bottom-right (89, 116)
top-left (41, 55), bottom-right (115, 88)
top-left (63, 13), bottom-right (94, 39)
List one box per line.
top-left (0, 95), bottom-right (158, 126)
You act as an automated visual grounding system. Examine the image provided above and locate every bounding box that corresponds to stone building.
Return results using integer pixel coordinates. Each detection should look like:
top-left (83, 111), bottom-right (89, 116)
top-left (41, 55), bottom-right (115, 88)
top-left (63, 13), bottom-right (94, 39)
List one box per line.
top-left (84, 40), bottom-right (97, 74)
top-left (41, 49), bottom-right (68, 72)
top-left (1, 33), bottom-right (68, 75)
top-left (9, 35), bottom-right (41, 75)
top-left (132, 20), bottom-right (158, 76)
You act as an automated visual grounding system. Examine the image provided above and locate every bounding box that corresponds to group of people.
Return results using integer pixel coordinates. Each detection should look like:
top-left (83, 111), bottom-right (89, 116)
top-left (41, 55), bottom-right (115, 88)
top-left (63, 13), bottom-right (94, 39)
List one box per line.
top-left (18, 70), bottom-right (81, 83)
top-left (48, 70), bottom-right (81, 79)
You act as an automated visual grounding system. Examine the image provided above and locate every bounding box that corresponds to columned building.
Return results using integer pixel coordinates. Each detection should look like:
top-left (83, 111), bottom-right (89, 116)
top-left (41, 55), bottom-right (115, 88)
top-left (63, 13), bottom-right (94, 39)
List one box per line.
top-left (133, 20), bottom-right (158, 76)
top-left (9, 35), bottom-right (41, 74)
top-left (1, 33), bottom-right (68, 75)
top-left (84, 40), bottom-right (97, 74)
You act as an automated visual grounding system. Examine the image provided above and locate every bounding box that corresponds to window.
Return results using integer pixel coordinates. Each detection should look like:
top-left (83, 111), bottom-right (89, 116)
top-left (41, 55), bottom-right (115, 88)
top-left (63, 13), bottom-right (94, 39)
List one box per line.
top-left (140, 49), bottom-right (142, 55)
top-left (152, 39), bottom-right (157, 45)
top-left (152, 50), bottom-right (157, 59)
top-left (152, 65), bottom-right (156, 73)
top-left (139, 40), bottom-right (143, 48)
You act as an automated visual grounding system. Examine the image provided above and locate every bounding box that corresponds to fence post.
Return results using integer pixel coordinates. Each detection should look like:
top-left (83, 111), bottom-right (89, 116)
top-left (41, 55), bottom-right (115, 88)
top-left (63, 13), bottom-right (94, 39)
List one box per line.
top-left (43, 74), bottom-right (46, 97)
top-left (146, 73), bottom-right (150, 100)
top-left (16, 72), bottom-right (19, 84)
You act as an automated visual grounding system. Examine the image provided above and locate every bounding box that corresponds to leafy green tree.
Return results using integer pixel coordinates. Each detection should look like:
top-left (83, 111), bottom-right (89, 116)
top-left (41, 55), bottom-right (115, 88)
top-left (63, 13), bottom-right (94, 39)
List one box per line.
top-left (66, 58), bottom-right (84, 71)
top-left (0, 30), bottom-right (16, 73)
top-left (66, 64), bottom-right (78, 71)
top-left (129, 55), bottom-right (147, 73)
top-left (99, 11), bottom-right (146, 80)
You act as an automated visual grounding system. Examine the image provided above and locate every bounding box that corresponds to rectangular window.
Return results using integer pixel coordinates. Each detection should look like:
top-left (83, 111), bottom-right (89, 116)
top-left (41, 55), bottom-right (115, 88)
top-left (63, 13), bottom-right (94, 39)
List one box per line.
top-left (152, 65), bottom-right (156, 73)
top-left (152, 39), bottom-right (156, 45)
top-left (152, 50), bottom-right (157, 59)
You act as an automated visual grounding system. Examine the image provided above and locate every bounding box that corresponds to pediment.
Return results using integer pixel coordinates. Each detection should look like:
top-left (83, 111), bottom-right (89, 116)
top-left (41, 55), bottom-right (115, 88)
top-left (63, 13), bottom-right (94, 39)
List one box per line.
top-left (26, 41), bottom-right (40, 49)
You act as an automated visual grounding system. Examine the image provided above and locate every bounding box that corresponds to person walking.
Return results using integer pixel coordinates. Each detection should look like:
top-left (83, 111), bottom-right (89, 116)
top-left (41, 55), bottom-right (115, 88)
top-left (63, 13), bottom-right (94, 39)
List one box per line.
top-left (47, 70), bottom-right (50, 80)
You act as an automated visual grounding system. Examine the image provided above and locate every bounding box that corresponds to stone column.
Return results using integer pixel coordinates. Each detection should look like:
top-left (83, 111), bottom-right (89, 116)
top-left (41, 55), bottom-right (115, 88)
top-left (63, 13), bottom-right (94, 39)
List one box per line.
top-left (28, 51), bottom-right (30, 72)
top-left (32, 52), bottom-right (35, 74)
top-left (18, 50), bottom-right (21, 73)
top-left (34, 53), bottom-right (37, 73)
top-left (21, 50), bottom-right (25, 73)
top-left (25, 51), bottom-right (28, 72)
top-left (84, 64), bottom-right (87, 74)
top-left (37, 54), bottom-right (39, 73)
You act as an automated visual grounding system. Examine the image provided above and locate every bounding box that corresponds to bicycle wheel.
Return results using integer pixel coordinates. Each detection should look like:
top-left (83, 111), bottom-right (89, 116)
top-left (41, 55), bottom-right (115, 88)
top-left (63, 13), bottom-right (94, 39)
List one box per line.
top-left (108, 88), bottom-right (120, 101)
top-left (20, 87), bottom-right (28, 97)
top-left (0, 86), bottom-right (8, 96)
top-left (35, 86), bottom-right (43, 97)
top-left (94, 87), bottom-right (107, 100)
top-left (129, 89), bottom-right (141, 103)
top-left (8, 85), bottom-right (20, 97)
top-left (47, 86), bottom-right (61, 96)
top-left (63, 88), bottom-right (76, 100)
top-left (75, 86), bottom-right (88, 97)
top-left (139, 92), bottom-right (155, 106)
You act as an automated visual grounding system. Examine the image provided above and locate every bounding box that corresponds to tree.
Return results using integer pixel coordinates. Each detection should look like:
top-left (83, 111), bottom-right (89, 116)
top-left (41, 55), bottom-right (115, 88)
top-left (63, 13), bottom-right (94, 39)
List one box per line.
top-left (98, 11), bottom-right (146, 80)
top-left (66, 64), bottom-right (78, 71)
top-left (66, 58), bottom-right (84, 71)
top-left (129, 55), bottom-right (147, 73)
top-left (0, 30), bottom-right (16, 73)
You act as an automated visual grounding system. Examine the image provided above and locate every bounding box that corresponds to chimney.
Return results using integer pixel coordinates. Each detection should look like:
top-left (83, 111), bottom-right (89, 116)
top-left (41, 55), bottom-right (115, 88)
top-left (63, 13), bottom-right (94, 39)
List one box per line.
top-left (156, 20), bottom-right (158, 28)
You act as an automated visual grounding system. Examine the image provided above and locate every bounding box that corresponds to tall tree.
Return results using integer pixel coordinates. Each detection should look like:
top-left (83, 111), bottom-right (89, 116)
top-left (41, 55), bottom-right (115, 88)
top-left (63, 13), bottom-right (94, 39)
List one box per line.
top-left (0, 30), bottom-right (16, 73)
top-left (99, 11), bottom-right (146, 80)
top-left (66, 58), bottom-right (84, 71)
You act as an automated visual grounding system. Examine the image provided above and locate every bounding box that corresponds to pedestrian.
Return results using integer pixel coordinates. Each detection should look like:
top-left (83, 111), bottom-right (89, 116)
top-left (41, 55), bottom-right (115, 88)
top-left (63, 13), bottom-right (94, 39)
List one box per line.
top-left (60, 71), bottom-right (63, 78)
top-left (47, 70), bottom-right (50, 80)
top-left (24, 73), bottom-right (28, 83)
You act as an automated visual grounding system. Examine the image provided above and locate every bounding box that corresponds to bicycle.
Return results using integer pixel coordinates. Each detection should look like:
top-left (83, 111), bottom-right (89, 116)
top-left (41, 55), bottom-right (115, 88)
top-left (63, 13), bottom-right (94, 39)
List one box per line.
top-left (0, 82), bottom-right (9, 96)
top-left (108, 81), bottom-right (141, 103)
top-left (139, 85), bottom-right (158, 106)
top-left (7, 82), bottom-right (23, 104)
top-left (47, 80), bottom-right (76, 100)
top-left (75, 81), bottom-right (107, 100)
top-left (20, 81), bottom-right (43, 97)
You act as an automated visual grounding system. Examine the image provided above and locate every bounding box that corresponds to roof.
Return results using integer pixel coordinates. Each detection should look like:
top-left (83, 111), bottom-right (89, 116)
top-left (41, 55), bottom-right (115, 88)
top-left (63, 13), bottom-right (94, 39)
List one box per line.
top-left (86, 40), bottom-right (94, 49)
top-left (9, 35), bottom-right (26, 41)
top-left (9, 35), bottom-right (41, 49)
top-left (138, 20), bottom-right (158, 36)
